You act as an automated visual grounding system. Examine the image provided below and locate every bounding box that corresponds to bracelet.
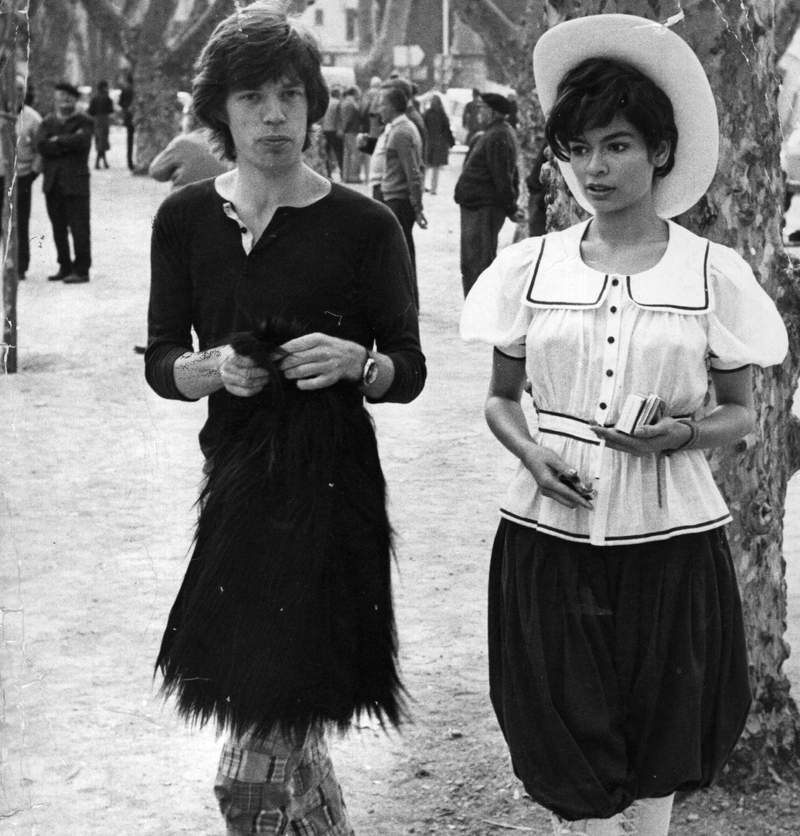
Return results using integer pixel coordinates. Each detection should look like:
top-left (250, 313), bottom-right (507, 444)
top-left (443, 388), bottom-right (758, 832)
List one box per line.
top-left (665, 418), bottom-right (699, 455)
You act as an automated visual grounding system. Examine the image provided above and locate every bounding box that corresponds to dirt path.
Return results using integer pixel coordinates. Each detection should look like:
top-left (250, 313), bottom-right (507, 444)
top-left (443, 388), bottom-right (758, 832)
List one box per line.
top-left (1, 127), bottom-right (799, 835)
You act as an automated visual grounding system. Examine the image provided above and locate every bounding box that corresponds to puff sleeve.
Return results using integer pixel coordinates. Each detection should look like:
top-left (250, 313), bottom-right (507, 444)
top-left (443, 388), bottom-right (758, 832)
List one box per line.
top-left (459, 237), bottom-right (542, 359)
top-left (706, 243), bottom-right (788, 370)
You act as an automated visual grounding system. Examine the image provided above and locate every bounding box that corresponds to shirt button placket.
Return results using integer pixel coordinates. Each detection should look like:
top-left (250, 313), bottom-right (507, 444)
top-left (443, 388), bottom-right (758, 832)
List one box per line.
top-left (590, 275), bottom-right (625, 546)
top-left (595, 276), bottom-right (623, 426)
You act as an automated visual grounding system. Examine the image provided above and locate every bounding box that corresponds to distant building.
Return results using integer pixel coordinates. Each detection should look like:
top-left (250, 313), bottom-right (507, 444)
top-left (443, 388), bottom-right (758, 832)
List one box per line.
top-left (298, 0), bottom-right (490, 91)
top-left (299, 0), bottom-right (363, 69)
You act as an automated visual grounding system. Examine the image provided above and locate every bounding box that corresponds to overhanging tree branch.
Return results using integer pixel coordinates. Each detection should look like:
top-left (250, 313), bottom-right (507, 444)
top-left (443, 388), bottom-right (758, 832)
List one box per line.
top-left (167, 0), bottom-right (231, 70)
top-left (776, 0), bottom-right (800, 62)
top-left (452, 0), bottom-right (521, 44)
top-left (76, 0), bottom-right (129, 56)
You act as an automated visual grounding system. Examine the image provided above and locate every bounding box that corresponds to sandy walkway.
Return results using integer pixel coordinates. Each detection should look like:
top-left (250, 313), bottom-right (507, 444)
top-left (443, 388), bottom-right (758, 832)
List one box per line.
top-left (1, 127), bottom-right (798, 835)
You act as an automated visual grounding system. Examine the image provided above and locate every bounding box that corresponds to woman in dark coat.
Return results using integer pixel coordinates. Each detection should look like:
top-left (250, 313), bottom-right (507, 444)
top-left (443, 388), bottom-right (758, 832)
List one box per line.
top-left (423, 93), bottom-right (454, 194)
top-left (88, 80), bottom-right (114, 169)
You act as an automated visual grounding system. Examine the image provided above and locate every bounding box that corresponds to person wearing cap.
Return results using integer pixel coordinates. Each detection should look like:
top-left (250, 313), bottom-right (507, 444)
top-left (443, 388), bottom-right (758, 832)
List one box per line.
top-left (35, 81), bottom-right (94, 283)
top-left (454, 91), bottom-right (521, 297)
top-left (462, 87), bottom-right (483, 145)
top-left (461, 14), bottom-right (788, 836)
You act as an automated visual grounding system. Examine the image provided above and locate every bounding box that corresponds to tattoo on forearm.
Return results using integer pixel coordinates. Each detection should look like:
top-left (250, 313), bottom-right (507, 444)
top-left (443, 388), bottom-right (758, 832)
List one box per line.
top-left (180, 349), bottom-right (223, 377)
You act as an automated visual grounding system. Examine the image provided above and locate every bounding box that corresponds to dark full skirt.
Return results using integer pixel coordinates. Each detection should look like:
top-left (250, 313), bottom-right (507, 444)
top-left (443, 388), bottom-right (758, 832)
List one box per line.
top-left (94, 115), bottom-right (111, 153)
top-left (488, 520), bottom-right (751, 822)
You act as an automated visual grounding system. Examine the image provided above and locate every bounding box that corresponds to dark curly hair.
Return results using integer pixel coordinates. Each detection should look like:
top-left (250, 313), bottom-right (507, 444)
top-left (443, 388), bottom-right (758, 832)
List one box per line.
top-left (544, 58), bottom-right (678, 179)
top-left (192, 0), bottom-right (330, 160)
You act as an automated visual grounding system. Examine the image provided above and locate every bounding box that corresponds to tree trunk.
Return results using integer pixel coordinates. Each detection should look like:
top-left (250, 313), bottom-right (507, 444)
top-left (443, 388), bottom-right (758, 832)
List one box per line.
top-left (29, 0), bottom-right (76, 114)
top-left (0, 9), bottom-right (23, 819)
top-left (684, 0), bottom-right (800, 783)
top-left (358, 0), bottom-right (416, 82)
top-left (132, 57), bottom-right (186, 172)
top-left (461, 0), bottom-right (800, 784)
top-left (1, 9), bottom-right (21, 374)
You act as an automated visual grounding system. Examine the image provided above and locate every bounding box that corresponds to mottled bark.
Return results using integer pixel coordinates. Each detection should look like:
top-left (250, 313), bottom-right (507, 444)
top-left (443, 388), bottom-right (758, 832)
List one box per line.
top-left (1, 9), bottom-right (23, 374)
top-left (29, 0), bottom-right (75, 114)
top-left (469, 0), bottom-right (800, 784)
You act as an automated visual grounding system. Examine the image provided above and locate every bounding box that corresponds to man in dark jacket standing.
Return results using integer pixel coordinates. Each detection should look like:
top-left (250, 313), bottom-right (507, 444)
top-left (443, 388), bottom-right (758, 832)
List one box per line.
top-left (454, 93), bottom-right (521, 297)
top-left (36, 82), bottom-right (94, 283)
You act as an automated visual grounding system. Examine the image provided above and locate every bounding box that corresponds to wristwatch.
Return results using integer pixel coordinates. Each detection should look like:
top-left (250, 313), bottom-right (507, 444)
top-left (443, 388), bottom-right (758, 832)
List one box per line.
top-left (361, 354), bottom-right (378, 387)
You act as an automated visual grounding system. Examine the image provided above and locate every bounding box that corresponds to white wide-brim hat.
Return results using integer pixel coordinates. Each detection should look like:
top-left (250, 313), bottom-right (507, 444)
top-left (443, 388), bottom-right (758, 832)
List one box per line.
top-left (533, 14), bottom-right (718, 219)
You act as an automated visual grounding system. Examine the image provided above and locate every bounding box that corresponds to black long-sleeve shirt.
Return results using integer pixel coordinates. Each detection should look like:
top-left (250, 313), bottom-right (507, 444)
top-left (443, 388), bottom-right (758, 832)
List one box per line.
top-left (454, 118), bottom-right (519, 217)
top-left (146, 180), bottom-right (426, 456)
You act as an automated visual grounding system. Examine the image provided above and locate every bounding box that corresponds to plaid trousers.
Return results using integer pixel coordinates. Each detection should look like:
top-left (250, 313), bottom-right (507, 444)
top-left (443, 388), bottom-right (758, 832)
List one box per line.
top-left (214, 726), bottom-right (355, 835)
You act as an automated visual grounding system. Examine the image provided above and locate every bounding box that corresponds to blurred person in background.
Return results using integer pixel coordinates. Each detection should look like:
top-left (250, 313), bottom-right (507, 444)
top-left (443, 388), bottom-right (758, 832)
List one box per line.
top-left (88, 79), bottom-right (114, 169)
top-left (361, 75), bottom-right (383, 139)
top-left (36, 81), bottom-right (94, 284)
top-left (454, 92), bottom-right (521, 297)
top-left (387, 76), bottom-right (427, 164)
top-left (118, 73), bottom-right (135, 171)
top-left (321, 85), bottom-right (343, 178)
top-left (422, 93), bottom-right (454, 195)
top-left (3, 75), bottom-right (43, 281)
top-left (149, 111), bottom-right (232, 189)
top-left (340, 85), bottom-right (362, 182)
top-left (462, 87), bottom-right (483, 145)
top-left (376, 82), bottom-right (426, 307)
top-left (358, 75), bottom-right (383, 180)
top-left (506, 90), bottom-right (519, 129)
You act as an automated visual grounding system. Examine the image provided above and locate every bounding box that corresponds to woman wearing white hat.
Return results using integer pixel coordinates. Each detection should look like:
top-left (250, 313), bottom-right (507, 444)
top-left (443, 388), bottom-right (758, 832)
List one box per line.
top-left (461, 14), bottom-right (789, 836)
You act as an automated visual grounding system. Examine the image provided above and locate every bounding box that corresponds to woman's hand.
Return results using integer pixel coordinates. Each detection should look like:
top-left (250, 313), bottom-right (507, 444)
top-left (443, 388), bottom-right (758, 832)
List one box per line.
top-left (590, 417), bottom-right (691, 456)
top-left (485, 351), bottom-right (593, 511)
top-left (278, 333), bottom-right (367, 390)
top-left (522, 445), bottom-right (595, 511)
top-left (219, 345), bottom-right (271, 397)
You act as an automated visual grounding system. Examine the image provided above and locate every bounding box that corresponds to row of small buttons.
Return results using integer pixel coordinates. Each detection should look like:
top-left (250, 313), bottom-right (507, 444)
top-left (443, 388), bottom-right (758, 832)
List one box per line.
top-left (595, 276), bottom-right (624, 423)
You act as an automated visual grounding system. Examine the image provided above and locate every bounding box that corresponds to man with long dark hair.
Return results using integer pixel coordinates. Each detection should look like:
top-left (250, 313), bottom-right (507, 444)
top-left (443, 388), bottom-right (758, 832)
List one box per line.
top-left (145, 3), bottom-right (425, 833)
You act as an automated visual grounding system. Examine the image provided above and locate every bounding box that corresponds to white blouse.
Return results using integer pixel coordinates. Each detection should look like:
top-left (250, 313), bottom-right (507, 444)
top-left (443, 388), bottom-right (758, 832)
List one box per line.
top-left (461, 219), bottom-right (788, 546)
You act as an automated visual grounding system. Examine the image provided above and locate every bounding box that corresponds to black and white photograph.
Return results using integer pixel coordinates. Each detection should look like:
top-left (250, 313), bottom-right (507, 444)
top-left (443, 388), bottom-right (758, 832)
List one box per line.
top-left (2, 1), bottom-right (800, 834)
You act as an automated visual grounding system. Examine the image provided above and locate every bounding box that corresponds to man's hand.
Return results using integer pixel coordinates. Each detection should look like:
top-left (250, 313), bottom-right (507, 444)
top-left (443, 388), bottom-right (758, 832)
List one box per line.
top-left (278, 333), bottom-right (367, 390)
top-left (219, 345), bottom-right (271, 397)
top-left (415, 210), bottom-right (428, 229)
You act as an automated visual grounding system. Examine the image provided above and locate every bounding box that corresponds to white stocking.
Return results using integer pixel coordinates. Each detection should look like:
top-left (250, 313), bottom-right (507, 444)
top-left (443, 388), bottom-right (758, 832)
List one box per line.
top-left (551, 813), bottom-right (625, 835)
top-left (621, 794), bottom-right (674, 836)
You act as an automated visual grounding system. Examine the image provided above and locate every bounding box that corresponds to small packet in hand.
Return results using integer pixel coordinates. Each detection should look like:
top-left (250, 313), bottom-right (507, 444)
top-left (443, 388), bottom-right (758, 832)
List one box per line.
top-left (616, 393), bottom-right (664, 435)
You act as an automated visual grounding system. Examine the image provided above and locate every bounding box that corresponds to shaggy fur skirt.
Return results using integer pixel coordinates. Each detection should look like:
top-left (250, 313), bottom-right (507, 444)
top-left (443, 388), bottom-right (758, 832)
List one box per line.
top-left (156, 323), bottom-right (403, 742)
